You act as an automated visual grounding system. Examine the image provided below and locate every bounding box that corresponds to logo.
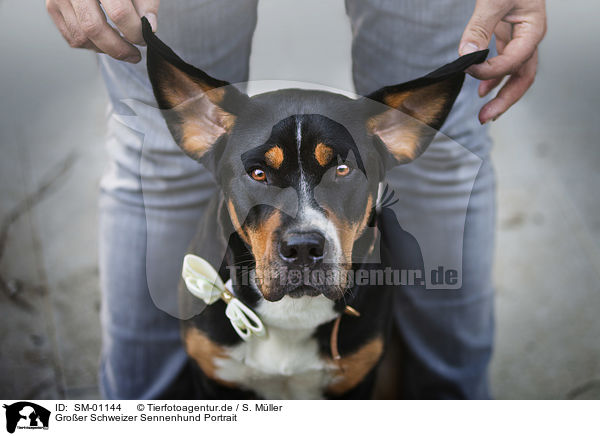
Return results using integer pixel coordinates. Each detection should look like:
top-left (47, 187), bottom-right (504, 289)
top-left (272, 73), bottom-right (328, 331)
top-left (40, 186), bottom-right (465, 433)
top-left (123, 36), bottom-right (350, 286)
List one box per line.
top-left (3, 402), bottom-right (50, 434)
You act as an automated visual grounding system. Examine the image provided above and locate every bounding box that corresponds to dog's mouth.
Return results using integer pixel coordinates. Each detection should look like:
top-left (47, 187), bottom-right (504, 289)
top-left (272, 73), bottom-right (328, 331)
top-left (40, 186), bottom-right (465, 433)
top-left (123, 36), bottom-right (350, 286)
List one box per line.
top-left (253, 264), bottom-right (350, 302)
top-left (286, 285), bottom-right (323, 299)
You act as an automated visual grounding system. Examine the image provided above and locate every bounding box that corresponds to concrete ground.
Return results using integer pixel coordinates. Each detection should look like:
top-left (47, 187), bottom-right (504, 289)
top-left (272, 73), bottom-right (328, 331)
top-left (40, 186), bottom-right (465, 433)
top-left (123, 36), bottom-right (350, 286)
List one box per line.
top-left (1, 0), bottom-right (598, 400)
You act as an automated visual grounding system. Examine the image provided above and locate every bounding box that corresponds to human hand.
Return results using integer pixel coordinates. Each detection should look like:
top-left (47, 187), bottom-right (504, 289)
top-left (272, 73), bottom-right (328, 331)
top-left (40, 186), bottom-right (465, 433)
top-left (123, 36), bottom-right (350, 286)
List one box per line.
top-left (459, 0), bottom-right (547, 123)
top-left (46, 0), bottom-right (160, 63)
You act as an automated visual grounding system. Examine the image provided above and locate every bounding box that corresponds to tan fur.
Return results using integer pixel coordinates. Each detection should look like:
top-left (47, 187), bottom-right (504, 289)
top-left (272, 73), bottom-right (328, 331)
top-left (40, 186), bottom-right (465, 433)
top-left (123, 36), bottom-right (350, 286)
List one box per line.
top-left (369, 81), bottom-right (453, 164)
top-left (325, 195), bottom-right (373, 264)
top-left (184, 328), bottom-right (237, 388)
top-left (322, 195), bottom-right (373, 291)
top-left (159, 62), bottom-right (235, 159)
top-left (227, 199), bottom-right (249, 244)
top-left (246, 211), bottom-right (282, 300)
top-left (382, 82), bottom-right (448, 125)
top-left (327, 337), bottom-right (384, 396)
top-left (314, 142), bottom-right (333, 167)
top-left (356, 195), bottom-right (374, 240)
top-left (265, 145), bottom-right (284, 169)
top-left (371, 327), bottom-right (403, 399)
top-left (367, 111), bottom-right (421, 162)
top-left (382, 90), bottom-right (411, 109)
top-left (159, 62), bottom-right (225, 106)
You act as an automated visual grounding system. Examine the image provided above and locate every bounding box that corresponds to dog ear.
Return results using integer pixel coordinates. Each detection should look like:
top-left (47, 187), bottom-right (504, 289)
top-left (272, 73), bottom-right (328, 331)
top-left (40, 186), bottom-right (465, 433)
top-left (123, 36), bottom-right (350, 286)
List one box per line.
top-left (364, 50), bottom-right (488, 166)
top-left (142, 17), bottom-right (248, 163)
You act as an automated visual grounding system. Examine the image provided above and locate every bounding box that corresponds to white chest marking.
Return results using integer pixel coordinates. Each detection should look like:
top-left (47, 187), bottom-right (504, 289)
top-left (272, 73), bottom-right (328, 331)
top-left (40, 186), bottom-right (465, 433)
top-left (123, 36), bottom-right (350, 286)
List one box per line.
top-left (212, 295), bottom-right (339, 399)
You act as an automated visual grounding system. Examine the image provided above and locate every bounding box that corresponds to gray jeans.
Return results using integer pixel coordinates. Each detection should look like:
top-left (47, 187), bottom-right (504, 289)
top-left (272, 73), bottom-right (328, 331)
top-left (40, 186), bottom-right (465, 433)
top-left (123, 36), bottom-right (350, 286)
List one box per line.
top-left (98, 0), bottom-right (494, 399)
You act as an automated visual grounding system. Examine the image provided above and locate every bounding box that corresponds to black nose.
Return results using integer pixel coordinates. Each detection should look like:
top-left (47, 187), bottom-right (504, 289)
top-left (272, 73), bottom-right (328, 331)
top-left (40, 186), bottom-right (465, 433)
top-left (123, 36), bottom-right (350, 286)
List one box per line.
top-left (278, 232), bottom-right (325, 266)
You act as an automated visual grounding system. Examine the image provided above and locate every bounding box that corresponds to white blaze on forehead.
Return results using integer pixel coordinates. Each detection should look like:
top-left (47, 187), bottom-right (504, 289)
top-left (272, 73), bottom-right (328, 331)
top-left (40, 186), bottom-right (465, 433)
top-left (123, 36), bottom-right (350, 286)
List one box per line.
top-left (296, 116), bottom-right (308, 199)
top-left (296, 116), bottom-right (302, 149)
top-left (293, 116), bottom-right (341, 263)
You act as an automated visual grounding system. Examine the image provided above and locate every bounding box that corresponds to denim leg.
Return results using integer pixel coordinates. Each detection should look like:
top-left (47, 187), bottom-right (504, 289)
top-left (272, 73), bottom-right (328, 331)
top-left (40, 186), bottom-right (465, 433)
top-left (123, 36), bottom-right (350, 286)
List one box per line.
top-left (346, 0), bottom-right (495, 398)
top-left (97, 0), bottom-right (258, 399)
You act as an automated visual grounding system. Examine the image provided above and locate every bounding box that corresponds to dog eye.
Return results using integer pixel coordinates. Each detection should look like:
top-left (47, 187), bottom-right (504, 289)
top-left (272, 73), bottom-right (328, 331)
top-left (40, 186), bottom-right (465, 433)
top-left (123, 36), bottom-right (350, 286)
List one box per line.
top-left (250, 168), bottom-right (267, 182)
top-left (336, 164), bottom-right (351, 177)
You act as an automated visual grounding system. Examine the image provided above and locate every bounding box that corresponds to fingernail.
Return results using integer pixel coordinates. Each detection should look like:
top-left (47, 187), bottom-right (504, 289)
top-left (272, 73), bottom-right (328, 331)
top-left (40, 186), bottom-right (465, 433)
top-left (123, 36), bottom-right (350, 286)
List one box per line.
top-left (492, 114), bottom-right (501, 122)
top-left (460, 42), bottom-right (479, 56)
top-left (125, 54), bottom-right (141, 63)
top-left (145, 13), bottom-right (157, 32)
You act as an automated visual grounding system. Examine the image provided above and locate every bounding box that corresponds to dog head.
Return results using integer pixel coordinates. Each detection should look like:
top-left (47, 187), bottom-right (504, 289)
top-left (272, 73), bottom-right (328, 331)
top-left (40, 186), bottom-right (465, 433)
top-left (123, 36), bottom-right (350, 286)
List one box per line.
top-left (143, 18), bottom-right (487, 302)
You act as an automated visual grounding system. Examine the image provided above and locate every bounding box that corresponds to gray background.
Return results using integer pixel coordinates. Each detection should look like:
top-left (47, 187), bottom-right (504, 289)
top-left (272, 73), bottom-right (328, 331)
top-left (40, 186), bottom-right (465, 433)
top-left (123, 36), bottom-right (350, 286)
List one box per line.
top-left (1, 0), bottom-right (598, 399)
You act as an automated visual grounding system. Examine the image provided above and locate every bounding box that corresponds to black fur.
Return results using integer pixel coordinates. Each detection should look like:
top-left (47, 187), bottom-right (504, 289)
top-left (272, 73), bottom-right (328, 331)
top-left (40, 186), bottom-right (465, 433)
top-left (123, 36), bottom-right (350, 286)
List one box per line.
top-left (143, 17), bottom-right (487, 399)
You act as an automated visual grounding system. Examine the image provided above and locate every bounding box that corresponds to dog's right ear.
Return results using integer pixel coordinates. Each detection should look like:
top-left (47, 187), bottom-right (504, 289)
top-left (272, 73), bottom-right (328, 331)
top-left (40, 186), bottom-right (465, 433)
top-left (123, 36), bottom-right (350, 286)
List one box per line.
top-left (142, 17), bottom-right (248, 163)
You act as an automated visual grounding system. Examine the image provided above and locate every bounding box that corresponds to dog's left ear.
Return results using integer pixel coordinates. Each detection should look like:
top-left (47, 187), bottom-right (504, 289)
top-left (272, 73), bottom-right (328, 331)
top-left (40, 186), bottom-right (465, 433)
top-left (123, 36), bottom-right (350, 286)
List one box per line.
top-left (142, 17), bottom-right (248, 164)
top-left (364, 50), bottom-right (488, 166)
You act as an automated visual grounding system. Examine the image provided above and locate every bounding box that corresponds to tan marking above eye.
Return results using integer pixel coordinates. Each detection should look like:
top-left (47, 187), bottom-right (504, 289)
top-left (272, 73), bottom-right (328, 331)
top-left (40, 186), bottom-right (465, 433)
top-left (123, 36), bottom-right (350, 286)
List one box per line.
top-left (264, 145), bottom-right (284, 169)
top-left (315, 142), bottom-right (333, 167)
top-left (250, 168), bottom-right (267, 182)
top-left (336, 164), bottom-right (350, 177)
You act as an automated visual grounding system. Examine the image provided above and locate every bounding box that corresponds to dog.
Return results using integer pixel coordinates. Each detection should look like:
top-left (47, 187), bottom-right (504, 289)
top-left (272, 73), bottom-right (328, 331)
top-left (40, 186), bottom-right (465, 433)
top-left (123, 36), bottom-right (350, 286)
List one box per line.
top-left (141, 17), bottom-right (487, 399)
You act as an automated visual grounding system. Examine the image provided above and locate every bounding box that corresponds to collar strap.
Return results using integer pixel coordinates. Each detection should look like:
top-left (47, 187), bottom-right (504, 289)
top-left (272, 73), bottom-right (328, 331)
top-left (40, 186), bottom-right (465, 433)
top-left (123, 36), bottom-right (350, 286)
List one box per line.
top-left (330, 307), bottom-right (361, 363)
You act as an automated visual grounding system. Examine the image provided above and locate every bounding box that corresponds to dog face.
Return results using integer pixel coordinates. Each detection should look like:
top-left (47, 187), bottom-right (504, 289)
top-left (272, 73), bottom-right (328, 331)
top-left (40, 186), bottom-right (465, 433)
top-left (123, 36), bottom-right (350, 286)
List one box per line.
top-left (223, 105), bottom-right (380, 301)
top-left (143, 19), bottom-right (483, 302)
